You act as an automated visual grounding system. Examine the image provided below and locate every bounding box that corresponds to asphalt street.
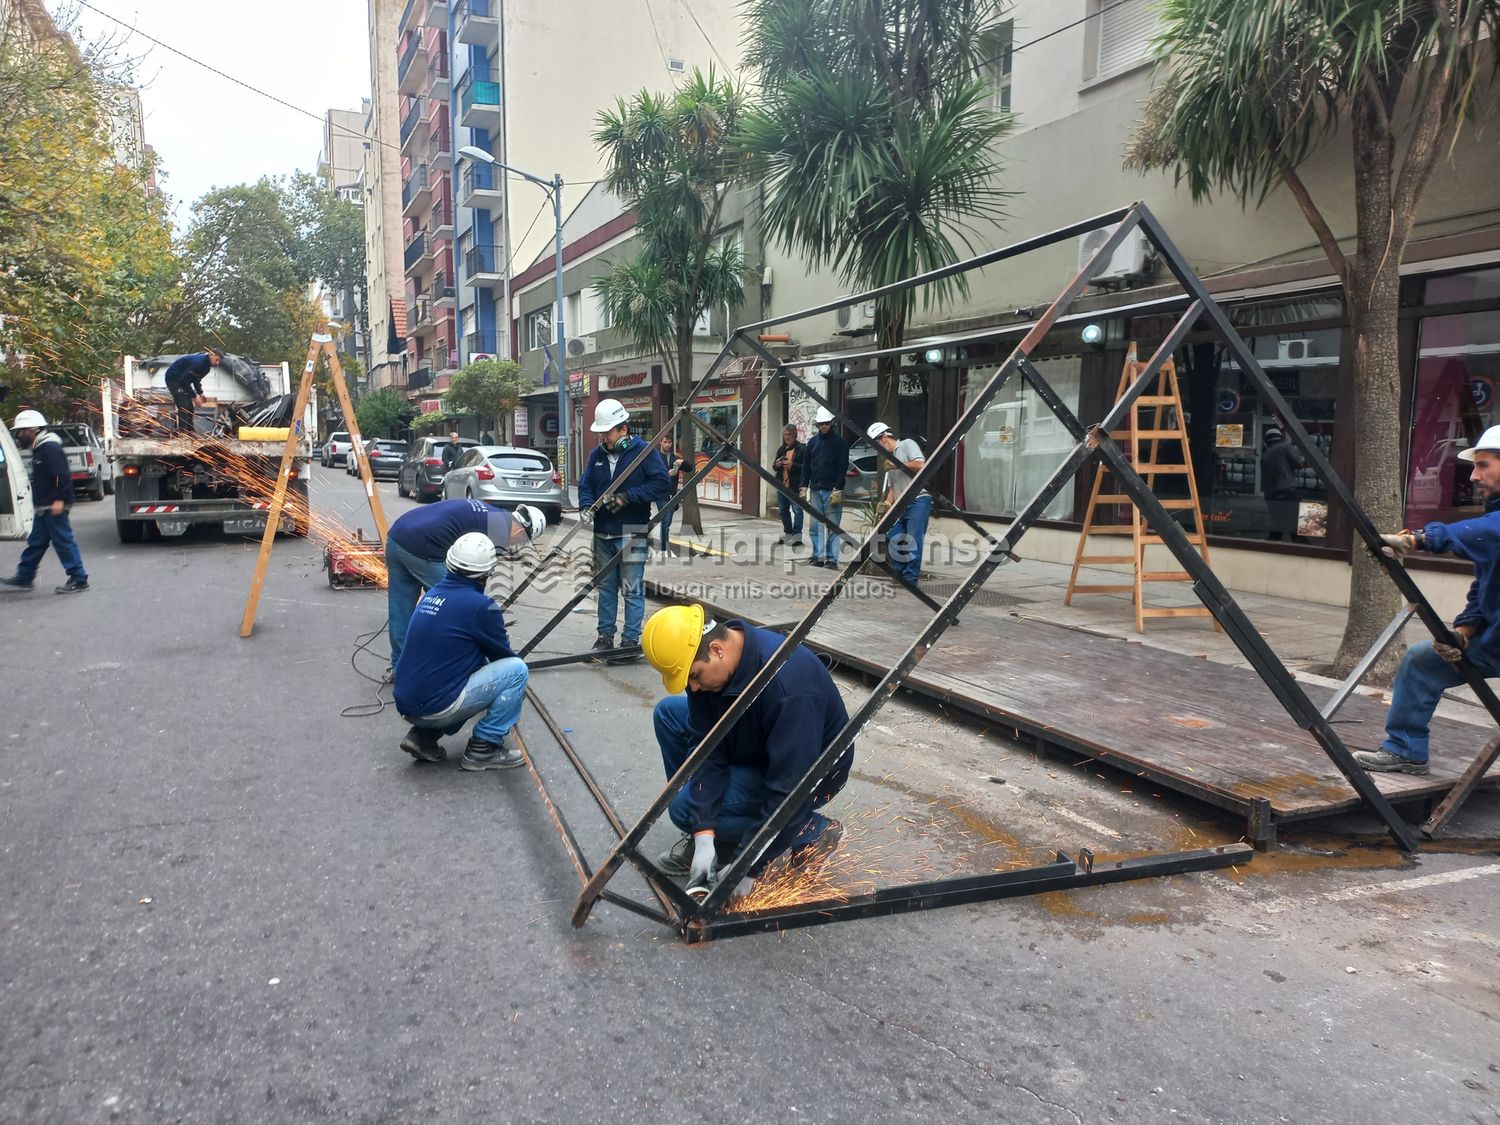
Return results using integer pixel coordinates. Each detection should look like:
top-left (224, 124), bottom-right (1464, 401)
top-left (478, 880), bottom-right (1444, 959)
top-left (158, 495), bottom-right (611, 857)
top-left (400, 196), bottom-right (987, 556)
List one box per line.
top-left (1, 467), bottom-right (1498, 1124)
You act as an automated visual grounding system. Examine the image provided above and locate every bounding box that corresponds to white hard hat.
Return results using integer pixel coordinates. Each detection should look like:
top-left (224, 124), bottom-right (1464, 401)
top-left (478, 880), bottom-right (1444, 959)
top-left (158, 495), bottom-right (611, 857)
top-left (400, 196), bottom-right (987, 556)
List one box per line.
top-left (813, 406), bottom-right (835, 424)
top-left (446, 531), bottom-right (499, 577)
top-left (867, 421), bottom-right (893, 442)
top-left (1458, 425), bottom-right (1500, 462)
top-left (513, 504), bottom-right (546, 541)
top-left (590, 398), bottom-right (630, 432)
top-left (12, 409), bottom-right (46, 429)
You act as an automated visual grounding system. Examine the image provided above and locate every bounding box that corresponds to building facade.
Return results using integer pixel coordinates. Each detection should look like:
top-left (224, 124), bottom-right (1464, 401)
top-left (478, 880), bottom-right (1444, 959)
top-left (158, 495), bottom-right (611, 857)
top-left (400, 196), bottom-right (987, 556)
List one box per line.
top-left (364, 0), bottom-right (410, 395)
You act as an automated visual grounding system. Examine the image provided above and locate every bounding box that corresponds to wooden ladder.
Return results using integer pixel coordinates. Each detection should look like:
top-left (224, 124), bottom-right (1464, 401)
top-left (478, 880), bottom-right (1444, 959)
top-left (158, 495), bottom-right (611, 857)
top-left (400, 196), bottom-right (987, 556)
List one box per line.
top-left (1064, 343), bottom-right (1218, 633)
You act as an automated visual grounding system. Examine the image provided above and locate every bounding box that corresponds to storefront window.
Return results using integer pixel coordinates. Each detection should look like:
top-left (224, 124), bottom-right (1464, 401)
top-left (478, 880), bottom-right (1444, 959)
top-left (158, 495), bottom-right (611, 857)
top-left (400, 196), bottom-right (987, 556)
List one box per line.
top-left (692, 396), bottom-right (742, 507)
top-left (1405, 305), bottom-right (1500, 527)
top-left (959, 353), bottom-right (1082, 518)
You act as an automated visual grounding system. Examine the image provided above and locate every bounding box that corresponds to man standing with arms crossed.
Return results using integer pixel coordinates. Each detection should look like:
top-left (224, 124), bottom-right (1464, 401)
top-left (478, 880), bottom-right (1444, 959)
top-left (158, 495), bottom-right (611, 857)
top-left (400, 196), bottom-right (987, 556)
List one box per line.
top-left (799, 406), bottom-right (849, 568)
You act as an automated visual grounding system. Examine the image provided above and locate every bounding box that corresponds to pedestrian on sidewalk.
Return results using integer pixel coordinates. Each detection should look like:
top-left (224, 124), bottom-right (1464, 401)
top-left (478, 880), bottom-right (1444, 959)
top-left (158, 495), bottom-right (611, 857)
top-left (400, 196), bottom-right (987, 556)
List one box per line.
top-left (1261, 421), bottom-right (1305, 543)
top-left (1357, 425), bottom-right (1500, 776)
top-left (384, 498), bottom-right (546, 671)
top-left (799, 406), bottom-right (849, 568)
top-left (772, 424), bottom-right (806, 545)
top-left (163, 349), bottom-right (222, 433)
top-left (394, 533), bottom-right (530, 769)
top-left (578, 398), bottom-right (668, 663)
top-left (0, 410), bottom-right (89, 594)
top-left (656, 432), bottom-right (686, 558)
top-left (869, 422), bottom-right (931, 588)
top-left (641, 604), bottom-right (850, 900)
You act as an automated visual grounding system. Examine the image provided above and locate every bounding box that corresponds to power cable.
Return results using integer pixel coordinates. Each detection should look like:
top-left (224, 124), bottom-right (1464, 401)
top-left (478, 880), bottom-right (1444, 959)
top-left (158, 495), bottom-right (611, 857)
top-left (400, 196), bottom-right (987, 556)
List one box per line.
top-left (674, 0), bottom-right (732, 72)
top-left (641, 0), bottom-right (673, 72)
top-left (342, 623), bottom-right (395, 717)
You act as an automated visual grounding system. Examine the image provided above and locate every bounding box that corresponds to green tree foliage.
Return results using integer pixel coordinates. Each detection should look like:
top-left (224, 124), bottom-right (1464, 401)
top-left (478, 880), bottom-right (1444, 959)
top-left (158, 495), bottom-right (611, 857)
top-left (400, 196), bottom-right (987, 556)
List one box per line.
top-left (738, 0), bottom-right (1013, 427)
top-left (354, 387), bottom-right (407, 440)
top-left (412, 410), bottom-right (446, 435)
top-left (286, 171), bottom-right (368, 356)
top-left (443, 357), bottom-right (532, 440)
top-left (594, 68), bottom-right (750, 531)
top-left (0, 14), bottom-right (180, 419)
top-left (1126, 0), bottom-right (1500, 679)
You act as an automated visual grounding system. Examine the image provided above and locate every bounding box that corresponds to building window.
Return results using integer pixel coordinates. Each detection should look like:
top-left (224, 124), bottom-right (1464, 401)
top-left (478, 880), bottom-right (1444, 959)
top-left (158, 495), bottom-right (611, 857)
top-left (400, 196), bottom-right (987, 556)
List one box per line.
top-left (983, 20), bottom-right (1013, 112)
top-left (1094, 0), bottom-right (1161, 81)
top-left (525, 307), bottom-right (551, 351)
top-left (1405, 270), bottom-right (1500, 528)
top-left (959, 354), bottom-right (1081, 519)
top-left (591, 286), bottom-right (613, 332)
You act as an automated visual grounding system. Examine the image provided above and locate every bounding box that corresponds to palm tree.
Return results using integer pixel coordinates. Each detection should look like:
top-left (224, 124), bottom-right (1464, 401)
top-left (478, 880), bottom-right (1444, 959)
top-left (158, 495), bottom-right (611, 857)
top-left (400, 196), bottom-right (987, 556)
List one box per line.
top-left (1126, 0), bottom-right (1500, 679)
top-left (737, 0), bottom-right (1013, 429)
top-left (594, 69), bottom-right (750, 534)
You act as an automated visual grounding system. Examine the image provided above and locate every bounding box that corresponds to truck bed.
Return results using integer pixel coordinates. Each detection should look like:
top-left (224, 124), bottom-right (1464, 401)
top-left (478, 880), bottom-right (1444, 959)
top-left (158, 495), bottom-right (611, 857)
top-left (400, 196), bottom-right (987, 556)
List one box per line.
top-left (110, 437), bottom-right (312, 459)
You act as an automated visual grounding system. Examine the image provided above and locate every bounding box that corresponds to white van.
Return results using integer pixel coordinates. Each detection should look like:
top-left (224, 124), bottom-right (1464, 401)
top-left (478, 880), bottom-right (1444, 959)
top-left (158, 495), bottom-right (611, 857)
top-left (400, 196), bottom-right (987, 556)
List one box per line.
top-left (0, 417), bottom-right (35, 539)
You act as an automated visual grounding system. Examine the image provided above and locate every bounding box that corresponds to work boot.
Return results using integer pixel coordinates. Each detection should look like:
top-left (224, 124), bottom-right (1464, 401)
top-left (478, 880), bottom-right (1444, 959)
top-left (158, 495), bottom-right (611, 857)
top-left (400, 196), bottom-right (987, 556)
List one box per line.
top-left (0, 574), bottom-right (34, 590)
top-left (607, 640), bottom-right (643, 665)
top-left (1352, 748), bottom-right (1430, 776)
top-left (656, 833), bottom-right (694, 875)
top-left (458, 736), bottom-right (525, 771)
top-left (400, 725), bottom-right (445, 763)
top-left (591, 633), bottom-right (614, 662)
top-left (55, 577), bottom-right (89, 594)
top-left (786, 817), bottom-right (844, 874)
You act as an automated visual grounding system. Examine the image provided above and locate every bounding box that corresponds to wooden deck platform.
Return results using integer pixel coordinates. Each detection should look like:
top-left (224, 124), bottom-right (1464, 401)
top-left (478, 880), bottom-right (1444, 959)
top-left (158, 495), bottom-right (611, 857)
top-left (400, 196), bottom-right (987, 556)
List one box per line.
top-left (645, 567), bottom-right (1499, 844)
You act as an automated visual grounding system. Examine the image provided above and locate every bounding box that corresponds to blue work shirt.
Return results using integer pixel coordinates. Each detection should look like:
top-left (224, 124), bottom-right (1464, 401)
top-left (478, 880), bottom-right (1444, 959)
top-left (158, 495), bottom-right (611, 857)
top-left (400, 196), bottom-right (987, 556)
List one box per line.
top-left (394, 572), bottom-right (516, 717)
top-left (1425, 493), bottom-right (1500, 658)
top-left (679, 621), bottom-right (853, 873)
top-left (163, 353), bottom-right (214, 396)
top-left (577, 438), bottom-right (668, 538)
top-left (389, 498), bottom-right (511, 561)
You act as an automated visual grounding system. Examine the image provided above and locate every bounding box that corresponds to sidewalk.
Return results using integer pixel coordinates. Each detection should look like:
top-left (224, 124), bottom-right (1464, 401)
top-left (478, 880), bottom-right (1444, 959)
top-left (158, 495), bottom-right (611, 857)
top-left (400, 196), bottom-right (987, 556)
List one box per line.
top-left (641, 505), bottom-right (1492, 727)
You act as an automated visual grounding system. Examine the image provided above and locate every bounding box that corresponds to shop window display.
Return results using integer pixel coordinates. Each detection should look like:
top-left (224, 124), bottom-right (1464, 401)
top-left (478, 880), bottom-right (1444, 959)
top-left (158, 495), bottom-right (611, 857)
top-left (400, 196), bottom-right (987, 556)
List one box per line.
top-left (959, 354), bottom-right (1082, 519)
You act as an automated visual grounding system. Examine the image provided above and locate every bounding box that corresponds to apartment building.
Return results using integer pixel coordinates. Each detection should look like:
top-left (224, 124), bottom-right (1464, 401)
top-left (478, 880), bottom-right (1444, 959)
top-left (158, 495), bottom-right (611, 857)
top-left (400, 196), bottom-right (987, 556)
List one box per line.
top-left (364, 0), bottom-right (409, 395)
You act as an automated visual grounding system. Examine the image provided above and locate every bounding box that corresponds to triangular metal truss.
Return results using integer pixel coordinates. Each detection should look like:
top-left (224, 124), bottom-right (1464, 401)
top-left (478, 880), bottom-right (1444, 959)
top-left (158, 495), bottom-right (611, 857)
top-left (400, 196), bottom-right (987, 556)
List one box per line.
top-left (502, 202), bottom-right (1500, 942)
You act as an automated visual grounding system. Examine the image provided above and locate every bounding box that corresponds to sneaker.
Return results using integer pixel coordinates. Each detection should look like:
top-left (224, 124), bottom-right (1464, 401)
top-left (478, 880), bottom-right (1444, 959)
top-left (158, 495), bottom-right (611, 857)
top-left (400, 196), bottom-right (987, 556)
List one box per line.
top-left (591, 633), bottom-right (614, 662)
top-left (1352, 748), bottom-right (1430, 775)
top-left (656, 833), bottom-right (694, 875)
top-left (0, 575), bottom-right (34, 590)
top-left (399, 725), bottom-right (445, 763)
top-left (786, 818), bottom-right (843, 873)
top-left (55, 578), bottom-right (89, 594)
top-left (458, 737), bottom-right (525, 771)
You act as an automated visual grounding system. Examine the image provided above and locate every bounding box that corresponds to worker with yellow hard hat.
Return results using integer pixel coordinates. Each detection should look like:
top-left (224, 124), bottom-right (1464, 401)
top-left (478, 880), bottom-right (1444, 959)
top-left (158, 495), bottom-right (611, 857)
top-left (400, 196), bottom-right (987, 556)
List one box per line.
top-left (641, 603), bottom-right (852, 898)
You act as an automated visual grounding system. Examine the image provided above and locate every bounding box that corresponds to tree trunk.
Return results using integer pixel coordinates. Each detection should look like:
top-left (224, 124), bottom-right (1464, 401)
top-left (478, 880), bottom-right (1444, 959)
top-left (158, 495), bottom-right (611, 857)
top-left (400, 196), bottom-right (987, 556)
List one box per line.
top-left (1332, 96), bottom-right (1406, 682)
top-left (875, 300), bottom-right (907, 433)
top-left (675, 327), bottom-right (705, 535)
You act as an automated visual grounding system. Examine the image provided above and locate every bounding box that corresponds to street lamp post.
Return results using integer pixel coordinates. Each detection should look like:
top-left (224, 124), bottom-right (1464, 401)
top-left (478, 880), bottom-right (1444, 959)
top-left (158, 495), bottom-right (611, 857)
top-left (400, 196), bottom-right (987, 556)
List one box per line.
top-left (457, 145), bottom-right (569, 494)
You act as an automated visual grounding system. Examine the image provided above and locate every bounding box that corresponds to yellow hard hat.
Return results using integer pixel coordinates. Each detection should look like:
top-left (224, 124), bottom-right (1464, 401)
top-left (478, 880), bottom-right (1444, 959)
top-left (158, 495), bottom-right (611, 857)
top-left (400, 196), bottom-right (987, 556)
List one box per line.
top-left (642, 604), bottom-right (706, 694)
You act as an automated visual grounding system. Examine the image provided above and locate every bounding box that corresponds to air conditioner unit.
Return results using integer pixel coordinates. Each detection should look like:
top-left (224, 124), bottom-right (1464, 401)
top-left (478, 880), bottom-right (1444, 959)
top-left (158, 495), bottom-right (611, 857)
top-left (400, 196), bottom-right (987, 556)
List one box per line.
top-left (834, 301), bottom-right (876, 335)
top-left (1278, 339), bottom-right (1315, 361)
top-left (1077, 223), bottom-right (1151, 284)
top-left (566, 337), bottom-right (597, 358)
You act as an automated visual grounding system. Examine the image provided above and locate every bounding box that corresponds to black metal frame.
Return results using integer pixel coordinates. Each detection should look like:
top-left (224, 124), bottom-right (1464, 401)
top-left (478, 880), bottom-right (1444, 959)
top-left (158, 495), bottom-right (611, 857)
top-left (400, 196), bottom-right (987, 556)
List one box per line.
top-left (500, 202), bottom-right (1500, 941)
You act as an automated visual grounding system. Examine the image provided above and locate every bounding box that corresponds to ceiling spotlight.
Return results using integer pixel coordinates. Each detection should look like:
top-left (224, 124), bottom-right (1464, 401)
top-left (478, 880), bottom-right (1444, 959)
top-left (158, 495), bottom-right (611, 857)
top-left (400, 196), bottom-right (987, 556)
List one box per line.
top-left (1081, 323), bottom-right (1105, 347)
top-left (923, 347), bottom-right (945, 364)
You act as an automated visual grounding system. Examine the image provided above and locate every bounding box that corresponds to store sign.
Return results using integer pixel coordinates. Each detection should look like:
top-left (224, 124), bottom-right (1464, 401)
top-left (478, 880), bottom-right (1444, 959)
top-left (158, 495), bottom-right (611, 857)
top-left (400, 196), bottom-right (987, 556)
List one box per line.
top-left (1470, 376), bottom-right (1495, 410)
top-left (538, 411), bottom-right (559, 440)
top-left (606, 370), bottom-right (650, 391)
top-left (513, 406), bottom-right (529, 437)
top-left (1217, 388), bottom-right (1240, 414)
top-left (1215, 423), bottom-right (1244, 448)
top-left (691, 384), bottom-right (740, 404)
top-left (618, 392), bottom-right (652, 409)
top-left (421, 398), bottom-right (443, 414)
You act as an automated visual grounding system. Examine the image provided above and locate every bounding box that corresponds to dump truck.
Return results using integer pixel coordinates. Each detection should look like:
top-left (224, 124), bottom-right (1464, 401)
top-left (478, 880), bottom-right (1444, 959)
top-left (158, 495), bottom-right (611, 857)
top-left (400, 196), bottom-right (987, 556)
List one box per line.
top-left (103, 355), bottom-right (315, 543)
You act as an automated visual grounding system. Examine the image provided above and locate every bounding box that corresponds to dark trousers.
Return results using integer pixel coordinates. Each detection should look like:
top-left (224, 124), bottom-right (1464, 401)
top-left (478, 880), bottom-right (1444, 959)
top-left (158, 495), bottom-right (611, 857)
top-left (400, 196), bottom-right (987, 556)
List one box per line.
top-left (17, 508), bottom-right (87, 581)
top-left (777, 487), bottom-right (804, 537)
top-left (167, 384), bottom-right (196, 433)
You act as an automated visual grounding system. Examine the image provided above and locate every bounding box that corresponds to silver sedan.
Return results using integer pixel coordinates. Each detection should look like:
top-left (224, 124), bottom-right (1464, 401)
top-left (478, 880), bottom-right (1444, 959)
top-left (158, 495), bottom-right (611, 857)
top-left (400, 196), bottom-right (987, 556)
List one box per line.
top-left (442, 445), bottom-right (563, 523)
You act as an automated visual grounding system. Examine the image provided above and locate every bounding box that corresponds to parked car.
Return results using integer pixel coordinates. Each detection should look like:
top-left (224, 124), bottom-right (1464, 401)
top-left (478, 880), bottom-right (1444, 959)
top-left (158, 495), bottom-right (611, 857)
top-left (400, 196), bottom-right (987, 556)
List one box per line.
top-left (398, 435), bottom-right (478, 501)
top-left (320, 431), bottom-right (353, 467)
top-left (348, 438), bottom-right (409, 480)
top-left (843, 440), bottom-right (880, 504)
top-left (20, 423), bottom-right (113, 502)
top-left (442, 445), bottom-right (563, 522)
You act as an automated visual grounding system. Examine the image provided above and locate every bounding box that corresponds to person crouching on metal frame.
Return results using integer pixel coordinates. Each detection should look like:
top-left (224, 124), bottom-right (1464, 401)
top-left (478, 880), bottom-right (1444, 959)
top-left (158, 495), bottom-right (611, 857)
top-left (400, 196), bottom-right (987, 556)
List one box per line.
top-left (1358, 425), bottom-right (1500, 776)
top-left (393, 532), bottom-right (530, 771)
top-left (642, 603), bottom-right (850, 901)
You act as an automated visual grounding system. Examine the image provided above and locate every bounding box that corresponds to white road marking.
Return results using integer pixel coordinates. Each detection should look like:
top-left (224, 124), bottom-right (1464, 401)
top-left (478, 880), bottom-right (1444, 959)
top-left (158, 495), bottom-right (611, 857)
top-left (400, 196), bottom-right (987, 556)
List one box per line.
top-left (1258, 862), bottom-right (1500, 914)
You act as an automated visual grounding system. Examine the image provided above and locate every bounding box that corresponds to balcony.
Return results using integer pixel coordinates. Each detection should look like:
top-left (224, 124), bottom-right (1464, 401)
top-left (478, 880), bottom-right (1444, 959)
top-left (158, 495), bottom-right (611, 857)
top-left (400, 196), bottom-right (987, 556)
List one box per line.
top-left (466, 330), bottom-right (498, 358)
top-left (397, 32), bottom-right (425, 94)
top-left (398, 97), bottom-right (427, 149)
top-left (455, 0), bottom-right (497, 45)
top-left (425, 131), bottom-right (452, 170)
top-left (433, 274), bottom-right (456, 307)
top-left (412, 296), bottom-right (435, 332)
top-left (456, 67), bottom-right (501, 130)
top-left (423, 0), bottom-right (447, 28)
top-left (401, 164), bottom-right (431, 215)
top-left (403, 231), bottom-right (427, 271)
top-left (425, 31), bottom-right (449, 99)
top-left (460, 160), bottom-right (504, 211)
top-left (465, 244), bottom-right (504, 286)
top-left (404, 366), bottom-right (433, 392)
top-left (398, 0), bottom-right (419, 33)
top-left (430, 196), bottom-right (453, 238)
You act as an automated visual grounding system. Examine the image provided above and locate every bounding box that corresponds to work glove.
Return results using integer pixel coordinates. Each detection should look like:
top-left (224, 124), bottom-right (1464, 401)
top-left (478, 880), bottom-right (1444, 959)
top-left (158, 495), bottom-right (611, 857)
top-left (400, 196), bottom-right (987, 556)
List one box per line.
top-left (686, 831), bottom-right (718, 896)
top-left (828, 489), bottom-right (843, 506)
top-left (1378, 532), bottom-right (1417, 562)
top-left (1435, 633), bottom-right (1469, 666)
top-left (605, 493), bottom-right (628, 513)
top-left (579, 507), bottom-right (594, 527)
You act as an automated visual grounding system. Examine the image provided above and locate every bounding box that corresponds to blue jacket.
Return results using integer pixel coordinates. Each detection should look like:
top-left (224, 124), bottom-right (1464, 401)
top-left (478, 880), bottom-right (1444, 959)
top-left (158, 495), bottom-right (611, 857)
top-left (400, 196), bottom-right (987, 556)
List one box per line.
top-left (163, 353), bottom-right (213, 396)
top-left (390, 498), bottom-right (510, 560)
top-left (1425, 494), bottom-right (1500, 658)
top-left (393, 572), bottom-right (517, 717)
top-left (800, 430), bottom-right (850, 491)
top-left (28, 431), bottom-right (74, 506)
top-left (679, 621), bottom-right (853, 873)
top-left (577, 438), bottom-right (668, 538)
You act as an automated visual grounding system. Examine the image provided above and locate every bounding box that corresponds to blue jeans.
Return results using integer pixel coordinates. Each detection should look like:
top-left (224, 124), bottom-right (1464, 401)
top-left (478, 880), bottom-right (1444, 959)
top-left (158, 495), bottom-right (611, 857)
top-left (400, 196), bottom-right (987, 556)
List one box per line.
top-left (410, 656), bottom-right (529, 743)
top-left (807, 488), bottom-right (843, 563)
top-left (17, 508), bottom-right (87, 582)
top-left (386, 540), bottom-right (448, 667)
top-left (777, 489), bottom-right (804, 537)
top-left (657, 502), bottom-right (673, 551)
top-left (1382, 640), bottom-right (1500, 763)
top-left (594, 534), bottom-right (648, 643)
top-left (888, 493), bottom-right (933, 586)
top-left (654, 695), bottom-right (829, 850)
